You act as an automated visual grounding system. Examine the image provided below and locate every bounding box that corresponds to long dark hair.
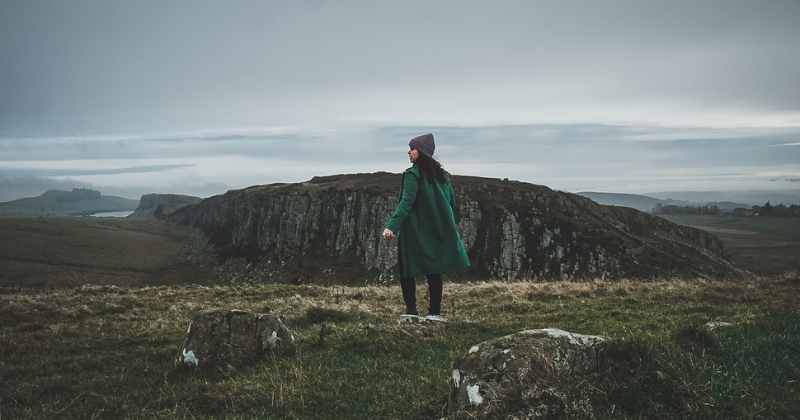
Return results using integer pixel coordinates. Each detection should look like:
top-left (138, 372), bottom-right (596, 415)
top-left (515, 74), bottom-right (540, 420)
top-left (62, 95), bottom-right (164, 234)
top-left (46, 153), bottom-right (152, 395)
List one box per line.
top-left (415, 152), bottom-right (448, 184)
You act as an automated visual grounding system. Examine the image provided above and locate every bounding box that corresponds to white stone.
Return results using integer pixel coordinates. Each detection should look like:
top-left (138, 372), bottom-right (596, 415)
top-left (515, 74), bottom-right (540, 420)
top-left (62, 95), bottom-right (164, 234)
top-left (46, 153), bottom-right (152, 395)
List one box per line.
top-left (542, 328), bottom-right (576, 343)
top-left (267, 331), bottom-right (279, 347)
top-left (467, 385), bottom-right (483, 405)
top-left (704, 321), bottom-right (734, 331)
top-left (182, 349), bottom-right (198, 366)
top-left (519, 328), bottom-right (605, 346)
top-left (452, 369), bottom-right (461, 388)
top-left (469, 345), bottom-right (480, 354)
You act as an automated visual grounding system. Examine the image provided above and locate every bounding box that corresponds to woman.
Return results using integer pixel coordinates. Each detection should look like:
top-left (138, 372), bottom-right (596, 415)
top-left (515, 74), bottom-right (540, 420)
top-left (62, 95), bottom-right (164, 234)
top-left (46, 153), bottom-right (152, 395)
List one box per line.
top-left (383, 133), bottom-right (470, 317)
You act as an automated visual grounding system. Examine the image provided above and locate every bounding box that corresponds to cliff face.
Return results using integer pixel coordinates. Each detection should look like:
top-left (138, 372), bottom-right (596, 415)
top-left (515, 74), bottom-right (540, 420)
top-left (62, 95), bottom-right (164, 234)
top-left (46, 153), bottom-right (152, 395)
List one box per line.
top-left (168, 172), bottom-right (742, 285)
top-left (129, 194), bottom-right (202, 220)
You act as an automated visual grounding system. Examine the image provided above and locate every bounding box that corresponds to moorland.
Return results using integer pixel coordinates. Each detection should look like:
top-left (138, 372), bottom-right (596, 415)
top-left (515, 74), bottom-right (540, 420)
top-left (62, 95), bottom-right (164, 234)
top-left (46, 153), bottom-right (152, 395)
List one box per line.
top-left (659, 214), bottom-right (800, 276)
top-left (1, 214), bottom-right (798, 419)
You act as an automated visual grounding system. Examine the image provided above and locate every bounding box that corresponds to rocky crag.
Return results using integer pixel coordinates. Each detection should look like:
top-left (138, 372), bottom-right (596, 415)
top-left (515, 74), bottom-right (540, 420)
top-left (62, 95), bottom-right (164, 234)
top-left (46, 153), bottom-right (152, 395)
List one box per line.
top-left (129, 194), bottom-right (202, 220)
top-left (166, 172), bottom-right (743, 285)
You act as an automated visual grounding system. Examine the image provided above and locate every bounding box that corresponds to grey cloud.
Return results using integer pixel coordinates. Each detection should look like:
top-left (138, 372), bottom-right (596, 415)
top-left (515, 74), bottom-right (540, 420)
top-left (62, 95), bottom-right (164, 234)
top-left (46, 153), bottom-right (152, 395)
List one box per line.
top-left (0, 164), bottom-right (192, 178)
top-left (2, 124), bottom-right (799, 202)
top-left (2, 1), bottom-right (799, 133)
top-left (0, 175), bottom-right (232, 202)
top-left (0, 176), bottom-right (97, 202)
top-left (1, 1), bottom-right (799, 201)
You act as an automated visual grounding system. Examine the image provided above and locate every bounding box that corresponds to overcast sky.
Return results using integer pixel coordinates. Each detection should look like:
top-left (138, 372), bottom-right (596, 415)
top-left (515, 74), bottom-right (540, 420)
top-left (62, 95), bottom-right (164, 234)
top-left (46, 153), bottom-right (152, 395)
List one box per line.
top-left (1, 0), bottom-right (799, 203)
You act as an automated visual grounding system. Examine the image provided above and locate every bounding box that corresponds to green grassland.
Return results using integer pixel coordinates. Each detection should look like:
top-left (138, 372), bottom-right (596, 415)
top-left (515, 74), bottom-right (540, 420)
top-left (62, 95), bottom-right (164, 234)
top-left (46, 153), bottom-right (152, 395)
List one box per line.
top-left (1, 217), bottom-right (799, 419)
top-left (658, 215), bottom-right (800, 276)
top-left (2, 279), bottom-right (798, 419)
top-left (0, 217), bottom-right (213, 289)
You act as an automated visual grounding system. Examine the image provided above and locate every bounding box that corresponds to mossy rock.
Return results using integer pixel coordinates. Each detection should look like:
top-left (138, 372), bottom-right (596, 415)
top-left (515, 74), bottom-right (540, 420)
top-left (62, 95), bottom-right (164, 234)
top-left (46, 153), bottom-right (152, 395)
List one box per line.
top-left (176, 308), bottom-right (295, 371)
top-left (449, 328), bottom-right (607, 419)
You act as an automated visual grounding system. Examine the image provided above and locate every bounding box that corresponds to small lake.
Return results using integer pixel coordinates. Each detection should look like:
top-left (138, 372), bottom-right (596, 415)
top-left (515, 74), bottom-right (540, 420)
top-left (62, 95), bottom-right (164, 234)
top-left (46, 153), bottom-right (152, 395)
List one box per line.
top-left (90, 211), bottom-right (134, 218)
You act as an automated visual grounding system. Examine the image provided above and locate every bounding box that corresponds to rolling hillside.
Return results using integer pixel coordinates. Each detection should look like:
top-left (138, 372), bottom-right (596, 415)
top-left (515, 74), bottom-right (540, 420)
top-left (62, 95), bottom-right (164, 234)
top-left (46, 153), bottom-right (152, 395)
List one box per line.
top-left (0, 188), bottom-right (138, 217)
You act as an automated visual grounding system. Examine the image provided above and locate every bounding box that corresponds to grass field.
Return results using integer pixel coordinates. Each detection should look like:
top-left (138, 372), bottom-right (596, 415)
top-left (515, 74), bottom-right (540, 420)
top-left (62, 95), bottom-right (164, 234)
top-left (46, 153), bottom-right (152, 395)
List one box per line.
top-left (0, 217), bottom-right (213, 289)
top-left (2, 279), bottom-right (798, 419)
top-left (1, 217), bottom-right (799, 419)
top-left (658, 215), bottom-right (800, 276)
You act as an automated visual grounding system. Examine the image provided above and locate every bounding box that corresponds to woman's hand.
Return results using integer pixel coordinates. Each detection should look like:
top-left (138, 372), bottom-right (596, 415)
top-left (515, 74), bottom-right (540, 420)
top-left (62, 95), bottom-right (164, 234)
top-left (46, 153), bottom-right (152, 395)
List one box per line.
top-left (383, 228), bottom-right (394, 240)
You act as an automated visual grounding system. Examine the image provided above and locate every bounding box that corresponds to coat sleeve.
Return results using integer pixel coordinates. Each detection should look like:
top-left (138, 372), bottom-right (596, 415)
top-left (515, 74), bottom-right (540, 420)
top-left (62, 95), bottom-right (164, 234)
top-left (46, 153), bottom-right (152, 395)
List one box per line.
top-left (386, 172), bottom-right (420, 233)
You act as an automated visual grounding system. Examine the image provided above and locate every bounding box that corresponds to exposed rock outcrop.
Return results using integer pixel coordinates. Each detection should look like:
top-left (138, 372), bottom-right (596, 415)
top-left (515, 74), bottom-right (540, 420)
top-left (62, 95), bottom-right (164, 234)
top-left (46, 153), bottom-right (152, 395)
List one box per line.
top-left (129, 194), bottom-right (202, 220)
top-left (448, 329), bottom-right (606, 419)
top-left (167, 172), bottom-right (742, 285)
top-left (176, 308), bottom-right (294, 371)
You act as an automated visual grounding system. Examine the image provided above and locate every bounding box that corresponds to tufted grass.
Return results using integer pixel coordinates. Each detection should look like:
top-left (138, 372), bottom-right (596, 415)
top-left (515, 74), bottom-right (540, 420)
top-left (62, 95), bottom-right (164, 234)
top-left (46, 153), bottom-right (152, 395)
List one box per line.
top-left (2, 276), bottom-right (799, 419)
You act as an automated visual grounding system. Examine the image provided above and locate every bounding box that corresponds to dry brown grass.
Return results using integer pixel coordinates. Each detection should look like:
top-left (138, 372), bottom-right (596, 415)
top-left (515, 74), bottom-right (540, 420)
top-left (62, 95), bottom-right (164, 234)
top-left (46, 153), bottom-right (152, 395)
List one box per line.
top-left (2, 275), bottom-right (799, 419)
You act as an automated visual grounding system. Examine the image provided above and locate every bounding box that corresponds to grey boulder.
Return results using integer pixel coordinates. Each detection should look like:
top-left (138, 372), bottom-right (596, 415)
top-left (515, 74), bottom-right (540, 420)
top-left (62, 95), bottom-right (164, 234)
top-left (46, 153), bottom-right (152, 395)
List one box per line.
top-left (177, 308), bottom-right (295, 371)
top-left (449, 328), bottom-right (607, 419)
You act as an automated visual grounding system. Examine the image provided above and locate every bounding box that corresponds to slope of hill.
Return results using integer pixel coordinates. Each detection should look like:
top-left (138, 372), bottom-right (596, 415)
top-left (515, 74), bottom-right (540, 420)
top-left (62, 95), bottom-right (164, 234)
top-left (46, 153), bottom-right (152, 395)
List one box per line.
top-left (0, 217), bottom-right (213, 288)
top-left (166, 173), bottom-right (743, 285)
top-left (0, 188), bottom-right (139, 217)
top-left (659, 214), bottom-right (800, 276)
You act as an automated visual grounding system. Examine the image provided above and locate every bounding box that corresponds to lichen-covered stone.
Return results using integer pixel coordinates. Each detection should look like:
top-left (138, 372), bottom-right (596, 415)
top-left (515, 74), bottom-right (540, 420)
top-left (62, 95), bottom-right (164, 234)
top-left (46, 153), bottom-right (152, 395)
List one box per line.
top-left (449, 329), bottom-right (606, 419)
top-left (176, 308), bottom-right (294, 371)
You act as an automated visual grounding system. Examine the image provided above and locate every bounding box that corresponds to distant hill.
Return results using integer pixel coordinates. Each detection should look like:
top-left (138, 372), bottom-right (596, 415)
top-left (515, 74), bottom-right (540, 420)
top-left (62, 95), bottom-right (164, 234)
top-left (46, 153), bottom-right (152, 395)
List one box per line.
top-left (578, 192), bottom-right (752, 213)
top-left (0, 188), bottom-right (139, 218)
top-left (650, 191), bottom-right (800, 207)
top-left (577, 192), bottom-right (662, 213)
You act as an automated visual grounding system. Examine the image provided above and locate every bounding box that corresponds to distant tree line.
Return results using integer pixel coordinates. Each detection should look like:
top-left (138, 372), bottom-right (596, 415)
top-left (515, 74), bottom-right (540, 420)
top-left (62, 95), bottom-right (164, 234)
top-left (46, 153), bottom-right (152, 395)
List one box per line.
top-left (653, 201), bottom-right (800, 217)
top-left (652, 203), bottom-right (719, 215)
top-left (752, 202), bottom-right (800, 217)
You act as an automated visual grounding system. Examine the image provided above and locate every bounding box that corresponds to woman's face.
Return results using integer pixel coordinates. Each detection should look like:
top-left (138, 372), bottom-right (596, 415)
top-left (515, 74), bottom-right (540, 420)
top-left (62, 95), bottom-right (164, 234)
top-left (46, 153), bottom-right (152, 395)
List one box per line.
top-left (408, 147), bottom-right (419, 163)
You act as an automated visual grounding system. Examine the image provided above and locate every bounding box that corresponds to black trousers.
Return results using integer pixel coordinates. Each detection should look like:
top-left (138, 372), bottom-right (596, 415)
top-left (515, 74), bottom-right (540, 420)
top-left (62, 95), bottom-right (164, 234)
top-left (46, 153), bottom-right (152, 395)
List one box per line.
top-left (400, 274), bottom-right (442, 316)
top-left (398, 241), bottom-right (443, 315)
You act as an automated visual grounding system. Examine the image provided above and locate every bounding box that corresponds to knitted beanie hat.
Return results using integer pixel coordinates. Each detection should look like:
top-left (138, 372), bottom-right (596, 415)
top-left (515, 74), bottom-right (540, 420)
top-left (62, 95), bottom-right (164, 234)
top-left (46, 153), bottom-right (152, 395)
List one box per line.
top-left (409, 133), bottom-right (435, 157)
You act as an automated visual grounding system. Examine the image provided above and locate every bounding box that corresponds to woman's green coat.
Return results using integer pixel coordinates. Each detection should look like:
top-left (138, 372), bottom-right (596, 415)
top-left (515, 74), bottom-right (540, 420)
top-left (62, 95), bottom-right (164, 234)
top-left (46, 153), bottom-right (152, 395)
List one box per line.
top-left (386, 165), bottom-right (470, 278)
